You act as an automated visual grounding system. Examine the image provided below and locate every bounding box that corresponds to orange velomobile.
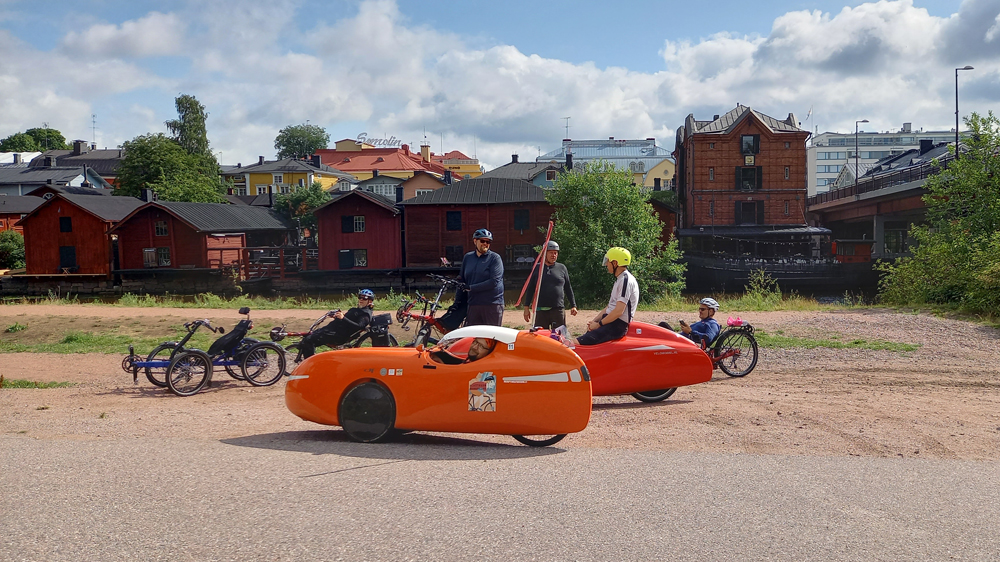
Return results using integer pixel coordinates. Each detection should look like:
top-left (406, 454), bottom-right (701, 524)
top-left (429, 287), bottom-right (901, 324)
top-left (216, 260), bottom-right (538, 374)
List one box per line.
top-left (567, 321), bottom-right (714, 403)
top-left (285, 326), bottom-right (592, 447)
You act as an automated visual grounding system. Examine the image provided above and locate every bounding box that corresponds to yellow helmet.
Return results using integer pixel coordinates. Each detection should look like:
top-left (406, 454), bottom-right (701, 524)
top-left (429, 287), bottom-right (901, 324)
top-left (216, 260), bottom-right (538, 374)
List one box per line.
top-left (603, 247), bottom-right (631, 267)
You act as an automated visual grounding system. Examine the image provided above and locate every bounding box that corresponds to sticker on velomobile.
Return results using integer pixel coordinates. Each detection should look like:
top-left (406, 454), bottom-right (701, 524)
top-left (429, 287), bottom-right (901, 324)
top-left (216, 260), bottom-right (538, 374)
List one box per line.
top-left (468, 372), bottom-right (496, 412)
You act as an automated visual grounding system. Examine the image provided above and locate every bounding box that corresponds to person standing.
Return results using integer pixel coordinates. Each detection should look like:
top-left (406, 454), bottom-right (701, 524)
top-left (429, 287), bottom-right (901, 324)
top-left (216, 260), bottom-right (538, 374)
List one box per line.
top-left (459, 228), bottom-right (505, 326)
top-left (522, 240), bottom-right (578, 329)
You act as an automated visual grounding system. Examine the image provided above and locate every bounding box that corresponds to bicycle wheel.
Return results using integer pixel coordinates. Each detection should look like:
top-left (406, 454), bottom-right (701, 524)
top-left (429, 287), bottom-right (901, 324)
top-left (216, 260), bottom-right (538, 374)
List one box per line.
top-left (144, 342), bottom-right (177, 388)
top-left (283, 343), bottom-right (303, 375)
top-left (166, 350), bottom-right (212, 396)
top-left (352, 333), bottom-right (372, 348)
top-left (714, 329), bottom-right (759, 377)
top-left (242, 342), bottom-right (286, 387)
top-left (224, 338), bottom-right (258, 381)
top-left (387, 334), bottom-right (399, 347)
top-left (512, 434), bottom-right (566, 447)
top-left (631, 388), bottom-right (677, 402)
top-left (338, 381), bottom-right (396, 443)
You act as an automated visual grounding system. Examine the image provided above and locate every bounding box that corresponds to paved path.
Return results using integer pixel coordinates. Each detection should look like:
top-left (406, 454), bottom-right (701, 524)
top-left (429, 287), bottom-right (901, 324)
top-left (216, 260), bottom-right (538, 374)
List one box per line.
top-left (3, 432), bottom-right (999, 561)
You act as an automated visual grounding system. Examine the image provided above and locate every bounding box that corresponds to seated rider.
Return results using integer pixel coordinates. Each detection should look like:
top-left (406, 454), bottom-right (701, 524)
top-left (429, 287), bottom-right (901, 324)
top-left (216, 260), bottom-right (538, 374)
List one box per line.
top-left (566, 247), bottom-right (638, 347)
top-left (297, 289), bottom-right (376, 359)
top-left (661, 298), bottom-right (721, 347)
top-left (430, 337), bottom-right (496, 365)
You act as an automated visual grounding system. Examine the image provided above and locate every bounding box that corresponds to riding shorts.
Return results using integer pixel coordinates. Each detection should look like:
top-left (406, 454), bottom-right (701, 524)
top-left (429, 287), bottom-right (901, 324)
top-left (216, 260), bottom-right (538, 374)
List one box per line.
top-left (576, 318), bottom-right (628, 346)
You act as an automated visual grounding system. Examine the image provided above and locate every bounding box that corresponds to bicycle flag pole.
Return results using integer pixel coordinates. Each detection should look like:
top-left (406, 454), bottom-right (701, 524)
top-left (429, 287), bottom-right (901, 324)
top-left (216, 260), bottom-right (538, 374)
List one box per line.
top-left (514, 221), bottom-right (554, 326)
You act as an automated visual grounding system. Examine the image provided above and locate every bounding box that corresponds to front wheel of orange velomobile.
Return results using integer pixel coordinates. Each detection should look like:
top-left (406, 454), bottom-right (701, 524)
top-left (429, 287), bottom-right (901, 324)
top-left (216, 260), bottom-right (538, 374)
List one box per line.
top-left (338, 381), bottom-right (396, 443)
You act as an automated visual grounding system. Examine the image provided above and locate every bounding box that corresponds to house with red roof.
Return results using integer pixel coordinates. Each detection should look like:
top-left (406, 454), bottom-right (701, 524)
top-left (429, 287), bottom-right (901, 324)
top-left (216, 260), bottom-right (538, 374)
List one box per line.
top-left (314, 139), bottom-right (455, 182)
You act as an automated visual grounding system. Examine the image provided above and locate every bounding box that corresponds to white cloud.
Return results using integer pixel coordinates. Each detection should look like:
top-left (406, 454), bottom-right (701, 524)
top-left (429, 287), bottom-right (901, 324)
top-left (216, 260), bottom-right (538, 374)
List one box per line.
top-left (59, 12), bottom-right (185, 58)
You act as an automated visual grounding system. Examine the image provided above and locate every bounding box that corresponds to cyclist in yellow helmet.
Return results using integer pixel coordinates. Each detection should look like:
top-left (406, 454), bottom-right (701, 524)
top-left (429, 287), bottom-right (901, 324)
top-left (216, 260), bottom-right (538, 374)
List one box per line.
top-left (567, 247), bottom-right (639, 346)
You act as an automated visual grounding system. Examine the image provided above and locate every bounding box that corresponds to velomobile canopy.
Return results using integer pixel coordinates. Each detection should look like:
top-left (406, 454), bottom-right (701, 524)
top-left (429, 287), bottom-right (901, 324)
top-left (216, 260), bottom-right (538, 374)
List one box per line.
top-left (439, 325), bottom-right (520, 345)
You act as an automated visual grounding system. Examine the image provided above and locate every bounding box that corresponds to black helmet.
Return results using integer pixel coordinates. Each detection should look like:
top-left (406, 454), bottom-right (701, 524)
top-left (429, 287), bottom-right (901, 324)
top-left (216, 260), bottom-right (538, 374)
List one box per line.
top-left (473, 228), bottom-right (493, 241)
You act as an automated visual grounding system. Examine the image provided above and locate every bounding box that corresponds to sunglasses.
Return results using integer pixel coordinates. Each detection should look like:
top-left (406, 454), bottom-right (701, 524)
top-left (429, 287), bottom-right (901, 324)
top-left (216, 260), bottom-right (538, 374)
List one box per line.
top-left (476, 239), bottom-right (492, 244)
top-left (698, 307), bottom-right (709, 311)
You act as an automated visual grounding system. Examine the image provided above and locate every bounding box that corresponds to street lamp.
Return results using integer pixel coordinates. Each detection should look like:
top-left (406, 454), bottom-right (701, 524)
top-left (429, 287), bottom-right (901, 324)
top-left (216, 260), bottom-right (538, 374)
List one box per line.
top-left (956, 65), bottom-right (974, 156)
top-left (855, 119), bottom-right (868, 190)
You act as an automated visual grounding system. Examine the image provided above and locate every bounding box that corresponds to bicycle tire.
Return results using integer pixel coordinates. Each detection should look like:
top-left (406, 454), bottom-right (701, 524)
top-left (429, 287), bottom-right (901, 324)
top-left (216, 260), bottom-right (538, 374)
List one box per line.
top-left (338, 381), bottom-right (396, 443)
top-left (242, 342), bottom-right (286, 387)
top-left (224, 338), bottom-right (258, 381)
top-left (166, 350), bottom-right (212, 396)
top-left (512, 434), bottom-right (566, 447)
top-left (631, 388), bottom-right (678, 402)
top-left (144, 342), bottom-right (177, 388)
top-left (283, 343), bottom-right (302, 375)
top-left (714, 329), bottom-right (759, 377)
top-left (352, 333), bottom-right (372, 348)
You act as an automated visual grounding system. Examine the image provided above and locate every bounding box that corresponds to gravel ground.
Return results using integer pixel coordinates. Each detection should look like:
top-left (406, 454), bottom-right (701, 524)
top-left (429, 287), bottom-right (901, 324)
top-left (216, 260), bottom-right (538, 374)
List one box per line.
top-left (2, 304), bottom-right (1000, 460)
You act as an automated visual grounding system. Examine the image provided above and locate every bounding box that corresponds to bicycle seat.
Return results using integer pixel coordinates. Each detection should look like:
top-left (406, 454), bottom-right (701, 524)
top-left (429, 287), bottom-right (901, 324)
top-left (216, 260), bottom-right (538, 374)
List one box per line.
top-left (207, 319), bottom-right (251, 356)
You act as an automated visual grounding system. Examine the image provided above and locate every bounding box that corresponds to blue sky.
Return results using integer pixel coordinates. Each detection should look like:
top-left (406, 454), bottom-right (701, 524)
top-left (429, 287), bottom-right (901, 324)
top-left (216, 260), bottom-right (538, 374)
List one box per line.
top-left (0, 0), bottom-right (996, 169)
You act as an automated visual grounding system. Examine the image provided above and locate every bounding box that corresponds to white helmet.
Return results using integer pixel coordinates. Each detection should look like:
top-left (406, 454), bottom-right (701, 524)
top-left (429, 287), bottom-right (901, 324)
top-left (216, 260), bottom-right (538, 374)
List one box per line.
top-left (699, 297), bottom-right (720, 311)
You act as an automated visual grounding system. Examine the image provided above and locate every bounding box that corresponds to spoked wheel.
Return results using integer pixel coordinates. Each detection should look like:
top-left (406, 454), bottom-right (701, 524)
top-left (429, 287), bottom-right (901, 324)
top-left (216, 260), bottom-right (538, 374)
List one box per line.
top-left (144, 342), bottom-right (177, 387)
top-left (353, 333), bottom-right (400, 348)
top-left (512, 434), bottom-right (566, 447)
top-left (242, 342), bottom-right (286, 387)
top-left (224, 338), bottom-right (258, 381)
top-left (714, 329), bottom-right (759, 377)
top-left (631, 388), bottom-right (677, 402)
top-left (283, 343), bottom-right (303, 375)
top-left (166, 350), bottom-right (212, 396)
top-left (338, 382), bottom-right (396, 443)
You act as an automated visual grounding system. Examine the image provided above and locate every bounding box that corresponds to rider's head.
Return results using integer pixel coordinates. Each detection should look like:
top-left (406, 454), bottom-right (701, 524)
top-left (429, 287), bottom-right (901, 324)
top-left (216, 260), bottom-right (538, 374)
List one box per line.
top-left (473, 229), bottom-right (493, 255)
top-left (358, 289), bottom-right (375, 308)
top-left (699, 297), bottom-right (719, 319)
top-left (545, 240), bottom-right (560, 266)
top-left (467, 338), bottom-right (495, 362)
top-left (602, 247), bottom-right (631, 274)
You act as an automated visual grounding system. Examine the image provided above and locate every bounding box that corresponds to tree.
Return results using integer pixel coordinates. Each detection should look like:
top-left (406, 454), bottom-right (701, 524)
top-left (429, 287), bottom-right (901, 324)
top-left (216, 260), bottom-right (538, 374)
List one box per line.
top-left (274, 181), bottom-right (331, 232)
top-left (165, 94), bottom-right (212, 158)
top-left (274, 124), bottom-right (330, 159)
top-left (0, 230), bottom-right (25, 269)
top-left (878, 111), bottom-right (1000, 312)
top-left (545, 160), bottom-right (686, 305)
top-left (0, 132), bottom-right (39, 152)
top-left (24, 127), bottom-right (71, 151)
top-left (115, 133), bottom-right (224, 203)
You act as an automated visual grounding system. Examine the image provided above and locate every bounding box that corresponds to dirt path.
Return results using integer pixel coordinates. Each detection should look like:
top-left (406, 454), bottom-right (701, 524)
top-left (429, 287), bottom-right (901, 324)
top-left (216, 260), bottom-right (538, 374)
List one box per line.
top-left (2, 305), bottom-right (1000, 460)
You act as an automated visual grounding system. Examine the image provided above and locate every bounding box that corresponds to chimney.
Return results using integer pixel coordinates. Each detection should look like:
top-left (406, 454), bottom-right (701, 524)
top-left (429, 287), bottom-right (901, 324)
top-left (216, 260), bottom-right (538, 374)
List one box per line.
top-left (444, 170), bottom-right (452, 185)
top-left (90, 143), bottom-right (96, 150)
top-left (402, 144), bottom-right (409, 154)
top-left (420, 143), bottom-right (430, 162)
top-left (237, 163), bottom-right (241, 168)
top-left (919, 139), bottom-right (934, 155)
top-left (46, 179), bottom-right (54, 185)
top-left (395, 186), bottom-right (403, 203)
top-left (81, 181), bottom-right (92, 188)
top-left (566, 153), bottom-right (573, 170)
top-left (372, 169), bottom-right (379, 178)
top-left (12, 154), bottom-right (20, 164)
top-left (902, 123), bottom-right (912, 133)
top-left (73, 140), bottom-right (88, 156)
top-left (258, 156), bottom-right (265, 165)
top-left (311, 154), bottom-right (322, 168)
top-left (654, 177), bottom-right (661, 191)
top-left (609, 136), bottom-right (614, 140)
top-left (511, 154), bottom-right (519, 163)
top-left (228, 187), bottom-right (234, 195)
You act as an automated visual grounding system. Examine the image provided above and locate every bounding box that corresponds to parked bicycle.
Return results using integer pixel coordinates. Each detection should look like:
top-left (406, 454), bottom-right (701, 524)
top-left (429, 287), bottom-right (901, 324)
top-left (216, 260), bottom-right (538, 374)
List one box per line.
top-left (269, 309), bottom-right (398, 373)
top-left (708, 318), bottom-right (759, 377)
top-left (396, 273), bottom-right (467, 347)
top-left (122, 307), bottom-right (285, 396)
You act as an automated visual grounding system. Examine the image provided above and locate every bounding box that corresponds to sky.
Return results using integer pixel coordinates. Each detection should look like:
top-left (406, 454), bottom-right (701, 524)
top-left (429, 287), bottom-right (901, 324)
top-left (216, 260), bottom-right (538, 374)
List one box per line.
top-left (0, 0), bottom-right (997, 170)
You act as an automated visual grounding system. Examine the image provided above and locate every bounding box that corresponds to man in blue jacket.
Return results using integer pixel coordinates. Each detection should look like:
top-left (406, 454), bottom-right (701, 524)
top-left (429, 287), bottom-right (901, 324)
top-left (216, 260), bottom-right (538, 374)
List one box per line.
top-left (459, 228), bottom-right (505, 326)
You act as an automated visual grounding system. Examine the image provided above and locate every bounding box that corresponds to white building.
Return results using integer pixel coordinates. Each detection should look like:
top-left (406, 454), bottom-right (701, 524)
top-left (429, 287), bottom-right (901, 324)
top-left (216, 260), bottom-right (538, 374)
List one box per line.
top-left (807, 123), bottom-right (960, 196)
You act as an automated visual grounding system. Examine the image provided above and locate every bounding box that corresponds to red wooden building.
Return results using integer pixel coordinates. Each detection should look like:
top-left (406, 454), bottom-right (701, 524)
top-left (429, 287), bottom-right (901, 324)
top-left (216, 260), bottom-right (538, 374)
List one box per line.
top-left (16, 194), bottom-right (144, 275)
top-left (313, 190), bottom-right (402, 270)
top-left (398, 177), bottom-right (553, 268)
top-left (0, 196), bottom-right (42, 234)
top-left (109, 202), bottom-right (295, 271)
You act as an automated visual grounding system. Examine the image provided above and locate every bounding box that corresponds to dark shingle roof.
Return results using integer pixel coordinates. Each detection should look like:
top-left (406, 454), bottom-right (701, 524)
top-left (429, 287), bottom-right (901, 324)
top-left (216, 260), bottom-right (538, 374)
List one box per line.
top-left (480, 162), bottom-right (562, 181)
top-left (0, 195), bottom-right (44, 214)
top-left (0, 166), bottom-right (89, 186)
top-left (29, 149), bottom-right (123, 176)
top-left (314, 189), bottom-right (399, 214)
top-left (399, 177), bottom-right (545, 205)
top-left (695, 105), bottom-right (803, 134)
top-left (27, 185), bottom-right (112, 196)
top-left (61, 194), bottom-right (145, 221)
top-left (146, 202), bottom-right (295, 232)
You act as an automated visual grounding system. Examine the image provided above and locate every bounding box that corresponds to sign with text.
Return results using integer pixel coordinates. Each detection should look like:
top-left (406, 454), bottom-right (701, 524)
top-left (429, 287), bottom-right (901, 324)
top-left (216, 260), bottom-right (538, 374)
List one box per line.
top-left (356, 133), bottom-right (402, 148)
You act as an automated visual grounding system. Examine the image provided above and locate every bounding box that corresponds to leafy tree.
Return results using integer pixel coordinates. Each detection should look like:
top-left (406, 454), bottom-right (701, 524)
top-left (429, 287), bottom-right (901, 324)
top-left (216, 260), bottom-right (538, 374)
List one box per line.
top-left (648, 188), bottom-right (678, 209)
top-left (0, 230), bottom-right (26, 269)
top-left (878, 111), bottom-right (1000, 313)
top-left (545, 160), bottom-right (686, 305)
top-left (0, 132), bottom-right (39, 152)
top-left (274, 181), bottom-right (331, 232)
top-left (165, 94), bottom-right (212, 158)
top-left (24, 127), bottom-right (71, 150)
top-left (115, 133), bottom-right (224, 203)
top-left (274, 124), bottom-right (330, 159)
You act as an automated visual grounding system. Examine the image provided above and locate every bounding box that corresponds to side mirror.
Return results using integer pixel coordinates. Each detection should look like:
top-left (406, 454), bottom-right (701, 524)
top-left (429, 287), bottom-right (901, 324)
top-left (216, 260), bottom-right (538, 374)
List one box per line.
top-left (238, 307), bottom-right (251, 315)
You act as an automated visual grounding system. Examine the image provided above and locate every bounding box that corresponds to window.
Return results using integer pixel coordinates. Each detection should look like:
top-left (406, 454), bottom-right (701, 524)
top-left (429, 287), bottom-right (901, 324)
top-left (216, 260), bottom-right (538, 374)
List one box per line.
top-left (709, 143), bottom-right (715, 149)
top-left (816, 165), bottom-right (843, 173)
top-left (336, 180), bottom-right (352, 191)
top-left (885, 230), bottom-right (907, 254)
top-left (445, 245), bottom-right (464, 265)
top-left (837, 244), bottom-right (856, 256)
top-left (279, 185), bottom-right (290, 194)
top-left (58, 246), bottom-right (77, 270)
top-left (415, 189), bottom-right (433, 196)
top-left (709, 201), bottom-right (714, 217)
top-left (273, 174), bottom-right (283, 185)
top-left (342, 215), bottom-right (364, 233)
top-left (154, 221), bottom-right (168, 236)
top-left (157, 247), bottom-right (171, 266)
top-left (338, 249), bottom-right (367, 269)
top-left (143, 248), bottom-right (156, 268)
top-left (829, 138), bottom-right (847, 146)
top-left (709, 167), bottom-right (715, 181)
top-left (59, 217), bottom-right (72, 232)
top-left (235, 186), bottom-right (247, 196)
top-left (446, 211), bottom-right (462, 231)
top-left (513, 209), bottom-right (529, 231)
top-left (354, 249), bottom-right (367, 267)
top-left (545, 170), bottom-right (557, 181)
top-left (463, 174), bottom-right (471, 179)
top-left (629, 161), bottom-right (645, 173)
top-left (741, 135), bottom-right (760, 155)
top-left (784, 142), bottom-right (790, 149)
top-left (255, 185), bottom-right (268, 195)
top-left (736, 167), bottom-right (762, 191)
top-left (367, 183), bottom-right (395, 197)
top-left (784, 166), bottom-right (790, 180)
top-left (734, 201), bottom-right (763, 225)
top-left (784, 201), bottom-right (790, 215)
top-left (817, 152), bottom-right (847, 160)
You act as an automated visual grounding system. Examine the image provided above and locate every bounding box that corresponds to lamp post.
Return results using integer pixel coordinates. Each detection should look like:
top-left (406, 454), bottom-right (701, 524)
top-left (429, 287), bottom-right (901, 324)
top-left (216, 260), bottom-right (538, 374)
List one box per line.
top-left (855, 119), bottom-right (868, 190)
top-left (956, 65), bottom-right (974, 156)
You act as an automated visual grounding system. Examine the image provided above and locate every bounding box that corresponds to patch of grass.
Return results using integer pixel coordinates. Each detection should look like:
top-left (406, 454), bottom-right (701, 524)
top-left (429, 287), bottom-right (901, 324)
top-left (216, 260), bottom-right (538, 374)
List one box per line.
top-left (755, 330), bottom-right (920, 352)
top-left (0, 325), bottom-right (219, 355)
top-left (5, 322), bottom-right (27, 333)
top-left (2, 379), bottom-right (75, 389)
top-left (98, 412), bottom-right (107, 419)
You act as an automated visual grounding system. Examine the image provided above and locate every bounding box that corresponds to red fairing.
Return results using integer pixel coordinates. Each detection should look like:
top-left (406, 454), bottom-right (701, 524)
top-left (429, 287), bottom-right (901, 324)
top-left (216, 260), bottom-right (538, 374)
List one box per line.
top-left (570, 321), bottom-right (713, 396)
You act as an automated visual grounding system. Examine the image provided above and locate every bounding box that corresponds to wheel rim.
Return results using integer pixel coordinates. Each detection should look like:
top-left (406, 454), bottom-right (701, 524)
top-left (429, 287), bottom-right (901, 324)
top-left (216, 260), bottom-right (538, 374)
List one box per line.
top-left (339, 382), bottom-right (395, 442)
top-left (144, 343), bottom-right (175, 387)
top-left (243, 344), bottom-right (285, 386)
top-left (717, 331), bottom-right (758, 377)
top-left (512, 434), bottom-right (566, 447)
top-left (168, 352), bottom-right (210, 396)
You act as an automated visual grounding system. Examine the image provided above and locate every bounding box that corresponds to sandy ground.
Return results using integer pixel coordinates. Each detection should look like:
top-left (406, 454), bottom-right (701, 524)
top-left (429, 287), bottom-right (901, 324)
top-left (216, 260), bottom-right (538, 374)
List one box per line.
top-left (2, 304), bottom-right (1000, 460)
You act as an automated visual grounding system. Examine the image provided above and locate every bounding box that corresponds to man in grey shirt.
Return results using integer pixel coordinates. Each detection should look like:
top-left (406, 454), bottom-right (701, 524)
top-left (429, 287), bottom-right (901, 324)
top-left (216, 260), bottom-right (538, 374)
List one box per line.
top-left (522, 240), bottom-right (578, 330)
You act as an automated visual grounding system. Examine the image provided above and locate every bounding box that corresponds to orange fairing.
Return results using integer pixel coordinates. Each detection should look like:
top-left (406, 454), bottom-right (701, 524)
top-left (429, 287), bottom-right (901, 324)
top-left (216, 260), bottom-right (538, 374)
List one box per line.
top-left (285, 326), bottom-right (592, 436)
top-left (571, 321), bottom-right (713, 396)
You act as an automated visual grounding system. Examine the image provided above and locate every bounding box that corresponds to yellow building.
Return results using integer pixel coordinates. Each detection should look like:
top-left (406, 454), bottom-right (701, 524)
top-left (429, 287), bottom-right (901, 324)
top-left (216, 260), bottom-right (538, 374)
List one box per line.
top-left (221, 156), bottom-right (356, 196)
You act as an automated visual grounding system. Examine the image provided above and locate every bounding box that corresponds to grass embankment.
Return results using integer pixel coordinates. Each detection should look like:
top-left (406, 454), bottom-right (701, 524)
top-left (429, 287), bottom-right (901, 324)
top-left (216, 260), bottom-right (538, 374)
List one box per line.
top-left (0, 323), bottom-right (223, 355)
top-left (754, 330), bottom-right (920, 352)
top-left (0, 376), bottom-right (75, 389)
